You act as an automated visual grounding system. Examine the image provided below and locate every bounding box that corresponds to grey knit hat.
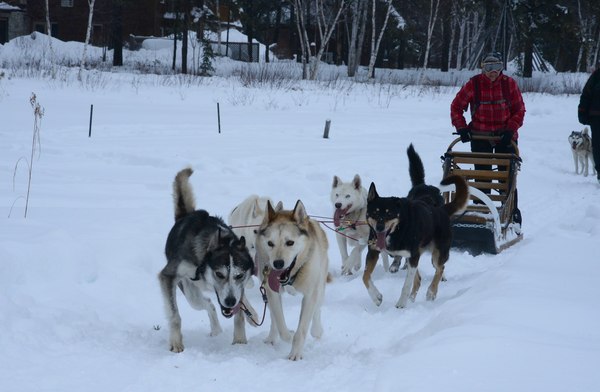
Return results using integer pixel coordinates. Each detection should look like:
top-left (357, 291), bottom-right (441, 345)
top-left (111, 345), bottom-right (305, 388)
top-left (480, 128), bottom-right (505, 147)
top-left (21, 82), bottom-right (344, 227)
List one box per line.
top-left (482, 53), bottom-right (502, 64)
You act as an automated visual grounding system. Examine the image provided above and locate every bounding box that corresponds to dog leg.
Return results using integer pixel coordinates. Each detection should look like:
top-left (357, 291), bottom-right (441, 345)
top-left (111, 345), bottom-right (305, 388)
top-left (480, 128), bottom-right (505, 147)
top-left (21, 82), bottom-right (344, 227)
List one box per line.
top-left (363, 248), bottom-right (383, 306)
top-left (288, 290), bottom-right (320, 360)
top-left (427, 249), bottom-right (448, 301)
top-left (264, 288), bottom-right (292, 344)
top-left (158, 272), bottom-right (184, 353)
top-left (396, 257), bottom-right (419, 308)
top-left (410, 269), bottom-right (421, 302)
top-left (381, 252), bottom-right (390, 272)
top-left (344, 243), bottom-right (365, 274)
top-left (178, 278), bottom-right (222, 337)
top-left (572, 150), bottom-right (579, 174)
top-left (583, 155), bottom-right (589, 177)
top-left (336, 234), bottom-right (352, 275)
top-left (310, 286), bottom-right (326, 339)
top-left (232, 310), bottom-right (247, 344)
top-left (389, 256), bottom-right (402, 273)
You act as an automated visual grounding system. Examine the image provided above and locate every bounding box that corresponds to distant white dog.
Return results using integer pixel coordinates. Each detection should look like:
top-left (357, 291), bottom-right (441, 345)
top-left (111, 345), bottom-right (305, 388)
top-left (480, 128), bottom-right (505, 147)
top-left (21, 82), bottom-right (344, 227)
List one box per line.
top-left (568, 127), bottom-right (596, 177)
top-left (331, 175), bottom-right (390, 275)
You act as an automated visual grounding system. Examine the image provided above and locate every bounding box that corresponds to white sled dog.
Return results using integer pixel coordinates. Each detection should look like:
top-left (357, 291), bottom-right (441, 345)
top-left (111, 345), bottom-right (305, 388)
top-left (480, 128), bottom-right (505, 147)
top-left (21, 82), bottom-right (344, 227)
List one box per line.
top-left (568, 127), bottom-right (596, 177)
top-left (228, 195), bottom-right (273, 261)
top-left (255, 200), bottom-right (330, 360)
top-left (159, 168), bottom-right (258, 353)
top-left (331, 175), bottom-right (391, 274)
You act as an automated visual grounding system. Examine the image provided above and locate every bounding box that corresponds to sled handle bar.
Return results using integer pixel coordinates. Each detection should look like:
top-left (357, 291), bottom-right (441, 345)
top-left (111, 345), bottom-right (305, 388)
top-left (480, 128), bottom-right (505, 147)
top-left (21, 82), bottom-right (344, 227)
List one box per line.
top-left (448, 134), bottom-right (520, 157)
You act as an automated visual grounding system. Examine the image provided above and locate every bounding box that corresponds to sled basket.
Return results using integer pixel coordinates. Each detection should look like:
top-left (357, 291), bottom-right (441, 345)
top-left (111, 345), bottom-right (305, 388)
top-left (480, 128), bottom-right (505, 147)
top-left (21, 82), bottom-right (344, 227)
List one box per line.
top-left (441, 136), bottom-right (523, 255)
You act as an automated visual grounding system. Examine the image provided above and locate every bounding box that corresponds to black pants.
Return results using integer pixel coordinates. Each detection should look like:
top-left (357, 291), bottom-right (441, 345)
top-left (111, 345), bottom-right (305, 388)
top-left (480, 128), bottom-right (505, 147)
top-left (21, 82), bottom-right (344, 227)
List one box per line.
top-left (590, 118), bottom-right (600, 178)
top-left (470, 139), bottom-right (521, 225)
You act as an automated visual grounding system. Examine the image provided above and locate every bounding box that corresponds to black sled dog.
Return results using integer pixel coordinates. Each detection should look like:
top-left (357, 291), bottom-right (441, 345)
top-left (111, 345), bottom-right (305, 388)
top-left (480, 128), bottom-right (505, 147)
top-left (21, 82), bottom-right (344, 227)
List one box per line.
top-left (363, 144), bottom-right (469, 308)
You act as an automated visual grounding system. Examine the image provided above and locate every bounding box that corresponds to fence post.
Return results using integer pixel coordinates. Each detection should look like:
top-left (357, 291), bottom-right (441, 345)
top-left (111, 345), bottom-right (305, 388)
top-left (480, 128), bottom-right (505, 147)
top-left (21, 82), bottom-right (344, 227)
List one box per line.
top-left (217, 102), bottom-right (221, 134)
top-left (322, 119), bottom-right (331, 139)
top-left (88, 104), bottom-right (93, 138)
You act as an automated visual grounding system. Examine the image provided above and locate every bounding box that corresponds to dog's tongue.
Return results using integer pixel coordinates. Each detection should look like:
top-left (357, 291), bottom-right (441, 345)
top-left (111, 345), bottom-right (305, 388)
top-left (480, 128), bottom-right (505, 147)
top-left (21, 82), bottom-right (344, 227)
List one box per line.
top-left (222, 301), bottom-right (241, 317)
top-left (376, 232), bottom-right (387, 250)
top-left (333, 207), bottom-right (349, 227)
top-left (268, 270), bottom-right (281, 292)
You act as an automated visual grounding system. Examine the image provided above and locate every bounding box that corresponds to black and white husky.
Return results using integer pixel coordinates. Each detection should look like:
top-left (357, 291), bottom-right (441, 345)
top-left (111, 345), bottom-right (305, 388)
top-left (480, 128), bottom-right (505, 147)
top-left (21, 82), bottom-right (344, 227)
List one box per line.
top-left (158, 168), bottom-right (257, 353)
top-left (569, 127), bottom-right (596, 177)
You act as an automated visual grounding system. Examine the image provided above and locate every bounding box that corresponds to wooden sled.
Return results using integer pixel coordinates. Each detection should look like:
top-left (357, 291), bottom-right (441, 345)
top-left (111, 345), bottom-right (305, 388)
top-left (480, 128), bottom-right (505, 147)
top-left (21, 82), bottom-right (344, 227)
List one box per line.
top-left (441, 135), bottom-right (523, 255)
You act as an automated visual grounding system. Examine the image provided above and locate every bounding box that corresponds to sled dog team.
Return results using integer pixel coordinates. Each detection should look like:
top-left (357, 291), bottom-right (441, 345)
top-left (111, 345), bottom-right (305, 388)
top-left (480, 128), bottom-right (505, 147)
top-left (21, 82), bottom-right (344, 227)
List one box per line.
top-left (159, 144), bottom-right (469, 360)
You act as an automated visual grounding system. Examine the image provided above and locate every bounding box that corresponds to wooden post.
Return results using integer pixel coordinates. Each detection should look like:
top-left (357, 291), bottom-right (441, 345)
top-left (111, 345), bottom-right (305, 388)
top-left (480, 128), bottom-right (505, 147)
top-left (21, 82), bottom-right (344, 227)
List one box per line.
top-left (322, 119), bottom-right (331, 139)
top-left (217, 102), bottom-right (221, 134)
top-left (88, 104), bottom-right (93, 137)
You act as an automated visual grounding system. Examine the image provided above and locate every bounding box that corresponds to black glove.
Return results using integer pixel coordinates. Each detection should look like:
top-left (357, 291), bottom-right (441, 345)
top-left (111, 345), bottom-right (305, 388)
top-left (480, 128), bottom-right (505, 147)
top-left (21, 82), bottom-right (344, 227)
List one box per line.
top-left (499, 130), bottom-right (513, 146)
top-left (457, 128), bottom-right (471, 143)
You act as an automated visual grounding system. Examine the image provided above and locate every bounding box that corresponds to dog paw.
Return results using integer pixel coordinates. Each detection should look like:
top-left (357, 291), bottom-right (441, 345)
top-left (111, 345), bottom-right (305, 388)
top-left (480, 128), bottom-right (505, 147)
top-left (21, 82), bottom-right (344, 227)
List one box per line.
top-left (280, 330), bottom-right (294, 342)
top-left (232, 337), bottom-right (248, 345)
top-left (209, 326), bottom-right (223, 337)
top-left (311, 325), bottom-right (323, 339)
top-left (170, 342), bottom-right (184, 353)
top-left (389, 264), bottom-right (400, 273)
top-left (264, 335), bottom-right (277, 345)
top-left (426, 289), bottom-right (437, 301)
top-left (288, 350), bottom-right (303, 361)
top-left (368, 286), bottom-right (383, 306)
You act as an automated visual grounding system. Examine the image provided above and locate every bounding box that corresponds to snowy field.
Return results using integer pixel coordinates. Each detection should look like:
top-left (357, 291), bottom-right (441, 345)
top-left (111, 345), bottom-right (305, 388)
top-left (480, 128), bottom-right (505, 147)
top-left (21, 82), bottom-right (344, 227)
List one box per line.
top-left (1, 36), bottom-right (599, 392)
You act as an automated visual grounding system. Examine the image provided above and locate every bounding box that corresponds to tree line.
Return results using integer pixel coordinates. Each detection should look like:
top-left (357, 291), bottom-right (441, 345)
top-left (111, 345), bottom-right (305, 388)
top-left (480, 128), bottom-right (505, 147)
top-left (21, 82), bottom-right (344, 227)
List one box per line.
top-left (42, 0), bottom-right (600, 77)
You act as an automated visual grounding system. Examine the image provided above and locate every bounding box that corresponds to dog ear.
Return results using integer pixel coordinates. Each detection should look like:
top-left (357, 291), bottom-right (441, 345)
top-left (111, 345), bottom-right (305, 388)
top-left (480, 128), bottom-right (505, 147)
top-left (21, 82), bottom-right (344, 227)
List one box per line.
top-left (207, 228), bottom-right (224, 251)
top-left (353, 174), bottom-right (361, 190)
top-left (265, 200), bottom-right (277, 223)
top-left (292, 200), bottom-right (308, 224)
top-left (332, 175), bottom-right (341, 188)
top-left (252, 198), bottom-right (262, 219)
top-left (367, 182), bottom-right (378, 201)
top-left (274, 201), bottom-right (283, 212)
top-left (237, 235), bottom-right (247, 249)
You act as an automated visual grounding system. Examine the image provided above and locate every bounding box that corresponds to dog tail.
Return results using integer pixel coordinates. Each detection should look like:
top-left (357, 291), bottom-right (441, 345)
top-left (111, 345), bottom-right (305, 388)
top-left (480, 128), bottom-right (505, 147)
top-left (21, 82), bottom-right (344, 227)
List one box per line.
top-left (407, 143), bottom-right (425, 187)
top-left (173, 167), bottom-right (196, 221)
top-left (440, 175), bottom-right (469, 216)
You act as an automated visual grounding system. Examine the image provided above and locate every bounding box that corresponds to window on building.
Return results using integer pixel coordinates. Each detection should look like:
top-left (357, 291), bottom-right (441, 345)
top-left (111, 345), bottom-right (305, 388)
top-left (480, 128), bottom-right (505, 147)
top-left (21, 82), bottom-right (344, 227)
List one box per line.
top-left (0, 19), bottom-right (8, 45)
top-left (34, 22), bottom-right (58, 37)
top-left (61, 0), bottom-right (74, 7)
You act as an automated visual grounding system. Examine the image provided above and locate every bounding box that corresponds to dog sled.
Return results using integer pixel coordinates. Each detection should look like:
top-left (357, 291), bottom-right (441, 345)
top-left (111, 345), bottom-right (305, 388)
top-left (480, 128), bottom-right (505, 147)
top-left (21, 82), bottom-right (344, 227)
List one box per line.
top-left (441, 135), bottom-right (523, 254)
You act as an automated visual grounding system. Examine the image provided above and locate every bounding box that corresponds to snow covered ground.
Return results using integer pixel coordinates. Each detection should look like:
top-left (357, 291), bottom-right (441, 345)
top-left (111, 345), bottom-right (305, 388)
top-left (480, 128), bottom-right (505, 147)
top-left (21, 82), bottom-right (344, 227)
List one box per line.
top-left (1, 36), bottom-right (599, 392)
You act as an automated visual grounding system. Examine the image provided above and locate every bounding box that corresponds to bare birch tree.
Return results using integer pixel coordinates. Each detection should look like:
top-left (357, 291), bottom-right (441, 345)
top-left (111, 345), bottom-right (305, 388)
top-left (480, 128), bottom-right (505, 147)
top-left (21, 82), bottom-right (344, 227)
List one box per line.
top-left (311, 0), bottom-right (346, 79)
top-left (367, 0), bottom-right (393, 79)
top-left (291, 0), bottom-right (346, 80)
top-left (423, 0), bottom-right (440, 69)
top-left (44, 0), bottom-right (55, 62)
top-left (347, 0), bottom-right (368, 77)
top-left (79, 0), bottom-right (96, 81)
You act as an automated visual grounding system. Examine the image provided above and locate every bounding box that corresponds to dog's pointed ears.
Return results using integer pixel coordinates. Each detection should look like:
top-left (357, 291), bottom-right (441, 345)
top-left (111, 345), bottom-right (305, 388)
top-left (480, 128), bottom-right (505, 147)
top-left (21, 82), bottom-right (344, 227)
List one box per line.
top-left (367, 182), bottom-right (379, 201)
top-left (208, 228), bottom-right (230, 250)
top-left (332, 175), bottom-right (341, 188)
top-left (264, 200), bottom-right (284, 223)
top-left (292, 200), bottom-right (308, 224)
top-left (352, 174), bottom-right (362, 190)
top-left (238, 235), bottom-right (246, 248)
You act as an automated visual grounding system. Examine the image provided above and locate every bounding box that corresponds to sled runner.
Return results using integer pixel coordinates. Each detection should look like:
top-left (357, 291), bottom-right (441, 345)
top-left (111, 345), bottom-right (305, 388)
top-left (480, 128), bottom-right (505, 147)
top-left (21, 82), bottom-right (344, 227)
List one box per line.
top-left (441, 135), bottom-right (523, 254)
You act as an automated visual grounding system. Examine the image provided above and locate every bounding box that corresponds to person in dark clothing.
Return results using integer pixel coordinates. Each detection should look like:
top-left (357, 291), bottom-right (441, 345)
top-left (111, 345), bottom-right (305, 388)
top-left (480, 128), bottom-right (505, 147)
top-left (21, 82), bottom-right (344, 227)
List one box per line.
top-left (578, 63), bottom-right (600, 184)
top-left (450, 52), bottom-right (526, 228)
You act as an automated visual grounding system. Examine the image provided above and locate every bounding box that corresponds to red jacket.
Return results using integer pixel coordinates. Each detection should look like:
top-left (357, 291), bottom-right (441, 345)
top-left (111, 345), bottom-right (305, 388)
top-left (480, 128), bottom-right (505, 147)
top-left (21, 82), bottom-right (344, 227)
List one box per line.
top-left (451, 73), bottom-right (526, 140)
